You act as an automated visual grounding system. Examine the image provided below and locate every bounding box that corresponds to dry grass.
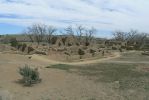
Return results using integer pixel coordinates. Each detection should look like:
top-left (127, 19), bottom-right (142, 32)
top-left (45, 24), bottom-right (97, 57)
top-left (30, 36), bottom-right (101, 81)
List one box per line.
top-left (46, 52), bottom-right (149, 99)
top-left (47, 63), bottom-right (149, 90)
top-left (0, 49), bottom-right (149, 100)
top-left (115, 51), bottom-right (149, 62)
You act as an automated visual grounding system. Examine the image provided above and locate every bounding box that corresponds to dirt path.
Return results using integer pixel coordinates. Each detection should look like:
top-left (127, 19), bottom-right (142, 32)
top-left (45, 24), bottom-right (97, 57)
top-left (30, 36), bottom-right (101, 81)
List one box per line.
top-left (0, 51), bottom-right (148, 100)
top-left (34, 51), bottom-right (147, 65)
top-left (0, 52), bottom-right (123, 100)
top-left (32, 52), bottom-right (121, 66)
top-left (0, 51), bottom-right (121, 67)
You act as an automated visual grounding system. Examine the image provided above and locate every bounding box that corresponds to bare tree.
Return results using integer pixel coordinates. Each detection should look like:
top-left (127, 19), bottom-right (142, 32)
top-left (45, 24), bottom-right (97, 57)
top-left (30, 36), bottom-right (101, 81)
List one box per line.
top-left (133, 33), bottom-right (147, 49)
top-left (76, 25), bottom-right (85, 45)
top-left (24, 29), bottom-right (34, 43)
top-left (35, 24), bottom-right (46, 45)
top-left (126, 29), bottom-right (138, 41)
top-left (113, 30), bottom-right (139, 42)
top-left (84, 27), bottom-right (96, 46)
top-left (113, 30), bottom-right (127, 41)
top-left (65, 25), bottom-right (75, 37)
top-left (113, 29), bottom-right (147, 49)
top-left (46, 26), bottom-right (57, 45)
top-left (25, 24), bottom-right (47, 45)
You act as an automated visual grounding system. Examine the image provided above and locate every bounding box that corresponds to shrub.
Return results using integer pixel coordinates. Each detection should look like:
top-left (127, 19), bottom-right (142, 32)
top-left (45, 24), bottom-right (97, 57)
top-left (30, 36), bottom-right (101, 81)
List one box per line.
top-left (17, 43), bottom-right (22, 49)
top-left (58, 42), bottom-right (62, 46)
top-left (68, 43), bottom-right (72, 46)
top-left (112, 46), bottom-right (117, 50)
top-left (121, 46), bottom-right (126, 49)
top-left (98, 49), bottom-right (101, 52)
top-left (119, 48), bottom-right (123, 52)
top-left (35, 51), bottom-right (46, 55)
top-left (78, 48), bottom-right (85, 59)
top-left (102, 50), bottom-right (105, 56)
top-left (64, 52), bottom-right (70, 56)
top-left (82, 46), bottom-right (88, 50)
top-left (126, 46), bottom-right (134, 50)
top-left (90, 49), bottom-right (96, 57)
top-left (10, 38), bottom-right (18, 47)
top-left (85, 42), bottom-right (90, 46)
top-left (61, 37), bottom-right (67, 45)
top-left (27, 46), bottom-right (35, 54)
top-left (19, 65), bottom-right (41, 86)
top-left (21, 43), bottom-right (27, 52)
top-left (76, 42), bottom-right (80, 46)
top-left (99, 45), bottom-right (105, 48)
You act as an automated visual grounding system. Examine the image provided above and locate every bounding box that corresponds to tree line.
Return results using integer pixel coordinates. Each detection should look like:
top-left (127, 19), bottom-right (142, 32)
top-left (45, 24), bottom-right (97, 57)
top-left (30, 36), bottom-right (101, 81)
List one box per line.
top-left (24, 24), bottom-right (97, 46)
top-left (113, 30), bottom-right (147, 49)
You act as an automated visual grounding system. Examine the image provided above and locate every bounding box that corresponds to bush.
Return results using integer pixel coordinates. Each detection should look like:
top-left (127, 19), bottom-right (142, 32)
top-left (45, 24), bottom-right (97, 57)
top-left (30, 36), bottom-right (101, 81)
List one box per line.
top-left (17, 43), bottom-right (22, 49)
top-left (126, 46), bottom-right (134, 50)
top-left (21, 43), bottom-right (27, 52)
top-left (99, 45), bottom-right (105, 48)
top-left (85, 42), bottom-right (90, 46)
top-left (27, 46), bottom-right (35, 54)
top-left (68, 43), bottom-right (72, 46)
top-left (119, 48), bottom-right (123, 52)
top-left (121, 46), bottom-right (126, 49)
top-left (19, 65), bottom-right (41, 86)
top-left (112, 46), bottom-right (117, 50)
top-left (82, 46), bottom-right (88, 50)
top-left (78, 49), bottom-right (85, 59)
top-left (35, 51), bottom-right (47, 55)
top-left (10, 38), bottom-right (18, 47)
top-left (64, 52), bottom-right (70, 56)
top-left (90, 49), bottom-right (96, 57)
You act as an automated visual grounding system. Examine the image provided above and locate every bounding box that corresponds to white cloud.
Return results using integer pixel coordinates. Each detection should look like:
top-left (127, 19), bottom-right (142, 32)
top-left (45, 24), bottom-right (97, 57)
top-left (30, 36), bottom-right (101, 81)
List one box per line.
top-left (0, 0), bottom-right (149, 33)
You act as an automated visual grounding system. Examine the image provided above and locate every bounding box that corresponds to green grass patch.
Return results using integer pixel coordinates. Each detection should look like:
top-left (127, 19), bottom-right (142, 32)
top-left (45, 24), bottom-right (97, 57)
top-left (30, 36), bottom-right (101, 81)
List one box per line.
top-left (79, 63), bottom-right (149, 90)
top-left (46, 64), bottom-right (75, 71)
top-left (46, 63), bottom-right (149, 90)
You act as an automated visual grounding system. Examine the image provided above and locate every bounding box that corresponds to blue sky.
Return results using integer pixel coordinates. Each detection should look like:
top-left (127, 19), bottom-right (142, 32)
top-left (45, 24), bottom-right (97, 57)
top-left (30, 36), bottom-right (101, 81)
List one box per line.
top-left (0, 0), bottom-right (149, 37)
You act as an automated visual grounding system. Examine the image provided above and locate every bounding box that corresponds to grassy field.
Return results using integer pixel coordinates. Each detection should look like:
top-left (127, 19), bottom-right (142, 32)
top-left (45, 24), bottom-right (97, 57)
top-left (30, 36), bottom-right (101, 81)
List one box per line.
top-left (47, 63), bottom-right (149, 90)
top-left (114, 51), bottom-right (149, 62)
top-left (1, 50), bottom-right (149, 100)
top-left (46, 51), bottom-right (149, 99)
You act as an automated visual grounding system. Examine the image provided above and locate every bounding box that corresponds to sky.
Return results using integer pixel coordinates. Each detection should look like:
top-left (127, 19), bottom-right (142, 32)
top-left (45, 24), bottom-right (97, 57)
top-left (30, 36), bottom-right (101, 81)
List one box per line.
top-left (0, 0), bottom-right (149, 37)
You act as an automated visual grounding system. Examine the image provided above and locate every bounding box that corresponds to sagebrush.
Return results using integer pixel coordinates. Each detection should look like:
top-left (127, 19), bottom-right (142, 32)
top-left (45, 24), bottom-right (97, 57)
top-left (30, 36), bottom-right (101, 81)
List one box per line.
top-left (19, 65), bottom-right (41, 86)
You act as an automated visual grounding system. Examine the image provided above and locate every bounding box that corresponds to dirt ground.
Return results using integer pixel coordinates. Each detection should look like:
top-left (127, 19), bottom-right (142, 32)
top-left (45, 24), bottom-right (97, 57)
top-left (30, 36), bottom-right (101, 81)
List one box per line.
top-left (0, 51), bottom-right (148, 100)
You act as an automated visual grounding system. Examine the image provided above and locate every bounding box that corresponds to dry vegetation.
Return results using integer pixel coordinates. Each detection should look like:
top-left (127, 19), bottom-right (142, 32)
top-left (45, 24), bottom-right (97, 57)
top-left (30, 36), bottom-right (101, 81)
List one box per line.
top-left (0, 24), bottom-right (149, 100)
